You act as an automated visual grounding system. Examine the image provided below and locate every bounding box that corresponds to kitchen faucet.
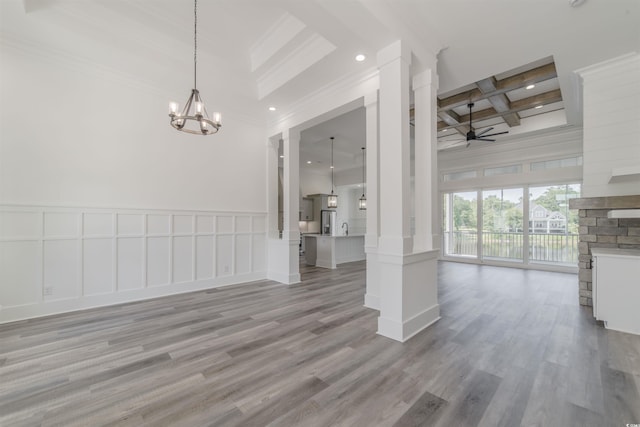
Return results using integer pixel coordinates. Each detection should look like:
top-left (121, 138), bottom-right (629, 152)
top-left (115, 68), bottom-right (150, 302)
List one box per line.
top-left (341, 222), bottom-right (348, 236)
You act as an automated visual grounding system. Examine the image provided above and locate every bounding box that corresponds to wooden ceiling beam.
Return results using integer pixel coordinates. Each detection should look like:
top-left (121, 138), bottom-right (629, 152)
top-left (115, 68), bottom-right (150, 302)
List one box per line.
top-left (496, 62), bottom-right (557, 91)
top-left (438, 62), bottom-right (558, 112)
top-left (437, 88), bottom-right (483, 112)
top-left (475, 77), bottom-right (521, 127)
top-left (437, 110), bottom-right (469, 135)
top-left (455, 89), bottom-right (562, 125)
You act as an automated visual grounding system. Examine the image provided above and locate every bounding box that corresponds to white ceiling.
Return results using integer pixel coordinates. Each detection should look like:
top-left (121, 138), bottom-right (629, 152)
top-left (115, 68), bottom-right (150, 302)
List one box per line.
top-left (3, 0), bottom-right (639, 157)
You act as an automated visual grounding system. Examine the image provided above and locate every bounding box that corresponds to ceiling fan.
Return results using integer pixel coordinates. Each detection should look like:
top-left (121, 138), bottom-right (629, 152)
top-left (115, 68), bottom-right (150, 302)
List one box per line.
top-left (437, 102), bottom-right (509, 149)
top-left (462, 102), bottom-right (508, 147)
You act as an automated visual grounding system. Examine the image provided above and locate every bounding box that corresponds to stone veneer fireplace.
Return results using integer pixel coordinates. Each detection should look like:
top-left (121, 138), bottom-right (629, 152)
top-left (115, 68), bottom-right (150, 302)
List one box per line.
top-left (569, 195), bottom-right (640, 307)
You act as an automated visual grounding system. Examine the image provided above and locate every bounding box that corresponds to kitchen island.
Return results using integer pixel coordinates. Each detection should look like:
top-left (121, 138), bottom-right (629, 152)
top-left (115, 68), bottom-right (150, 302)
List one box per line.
top-left (304, 234), bottom-right (365, 269)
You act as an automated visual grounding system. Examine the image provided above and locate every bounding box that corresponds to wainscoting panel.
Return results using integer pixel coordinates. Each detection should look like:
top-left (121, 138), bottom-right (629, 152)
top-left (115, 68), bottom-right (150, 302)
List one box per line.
top-left (196, 235), bottom-right (215, 280)
top-left (83, 238), bottom-right (113, 295)
top-left (172, 236), bottom-right (193, 283)
top-left (117, 237), bottom-right (144, 291)
top-left (147, 237), bottom-right (170, 287)
top-left (217, 234), bottom-right (234, 277)
top-left (0, 241), bottom-right (40, 307)
top-left (235, 234), bottom-right (252, 275)
top-left (0, 205), bottom-right (268, 323)
top-left (43, 239), bottom-right (79, 300)
top-left (147, 214), bottom-right (170, 235)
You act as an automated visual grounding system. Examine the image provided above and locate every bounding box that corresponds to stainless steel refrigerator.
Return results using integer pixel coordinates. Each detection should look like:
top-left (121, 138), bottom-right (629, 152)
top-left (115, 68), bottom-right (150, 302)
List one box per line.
top-left (321, 210), bottom-right (337, 236)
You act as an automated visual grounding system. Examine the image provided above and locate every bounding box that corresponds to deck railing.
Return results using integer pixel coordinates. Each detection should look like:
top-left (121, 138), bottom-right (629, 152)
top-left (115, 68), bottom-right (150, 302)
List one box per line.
top-left (443, 231), bottom-right (579, 264)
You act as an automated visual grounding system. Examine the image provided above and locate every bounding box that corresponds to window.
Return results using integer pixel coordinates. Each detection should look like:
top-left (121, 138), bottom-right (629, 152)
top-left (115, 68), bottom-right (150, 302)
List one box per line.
top-left (442, 183), bottom-right (581, 268)
top-left (443, 192), bottom-right (478, 258)
top-left (443, 170), bottom-right (477, 182)
top-left (529, 184), bottom-right (581, 264)
top-left (530, 156), bottom-right (583, 171)
top-left (484, 164), bottom-right (522, 176)
top-left (482, 188), bottom-right (524, 261)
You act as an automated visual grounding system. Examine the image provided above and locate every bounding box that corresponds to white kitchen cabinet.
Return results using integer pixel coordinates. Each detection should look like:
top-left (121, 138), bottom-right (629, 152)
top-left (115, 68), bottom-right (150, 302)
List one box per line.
top-left (300, 198), bottom-right (314, 221)
top-left (592, 248), bottom-right (640, 335)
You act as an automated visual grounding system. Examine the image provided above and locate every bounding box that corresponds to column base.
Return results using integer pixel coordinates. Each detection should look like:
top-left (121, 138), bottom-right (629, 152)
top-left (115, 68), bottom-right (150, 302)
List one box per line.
top-left (376, 249), bottom-right (439, 342)
top-left (364, 293), bottom-right (380, 310)
top-left (267, 238), bottom-right (301, 285)
top-left (377, 303), bottom-right (440, 342)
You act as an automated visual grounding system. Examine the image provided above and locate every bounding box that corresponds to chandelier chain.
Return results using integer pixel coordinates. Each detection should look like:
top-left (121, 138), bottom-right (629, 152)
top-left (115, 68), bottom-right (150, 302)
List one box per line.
top-left (362, 147), bottom-right (365, 190)
top-left (194, 0), bottom-right (198, 89)
top-left (331, 137), bottom-right (335, 192)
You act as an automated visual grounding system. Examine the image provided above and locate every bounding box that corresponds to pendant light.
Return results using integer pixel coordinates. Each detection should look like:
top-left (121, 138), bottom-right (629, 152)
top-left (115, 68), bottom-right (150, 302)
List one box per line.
top-left (358, 147), bottom-right (366, 210)
top-left (327, 137), bottom-right (338, 208)
top-left (168, 0), bottom-right (221, 135)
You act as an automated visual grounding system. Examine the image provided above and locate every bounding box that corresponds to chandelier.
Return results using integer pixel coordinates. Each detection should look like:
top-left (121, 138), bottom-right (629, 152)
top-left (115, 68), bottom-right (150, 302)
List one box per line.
top-left (359, 147), bottom-right (366, 210)
top-left (327, 137), bottom-right (338, 208)
top-left (169, 0), bottom-right (221, 135)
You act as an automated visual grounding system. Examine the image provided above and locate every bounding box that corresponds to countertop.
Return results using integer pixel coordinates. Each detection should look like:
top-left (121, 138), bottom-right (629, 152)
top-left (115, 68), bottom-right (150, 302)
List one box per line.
top-left (303, 234), bottom-right (365, 238)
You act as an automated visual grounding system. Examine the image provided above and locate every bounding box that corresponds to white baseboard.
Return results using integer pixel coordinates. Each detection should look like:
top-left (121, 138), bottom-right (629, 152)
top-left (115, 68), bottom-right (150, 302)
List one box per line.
top-left (377, 304), bottom-right (440, 343)
top-left (0, 272), bottom-right (267, 324)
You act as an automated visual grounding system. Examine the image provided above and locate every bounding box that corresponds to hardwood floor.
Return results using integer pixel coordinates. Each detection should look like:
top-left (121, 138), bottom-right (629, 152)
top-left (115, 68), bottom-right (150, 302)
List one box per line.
top-left (1, 261), bottom-right (639, 426)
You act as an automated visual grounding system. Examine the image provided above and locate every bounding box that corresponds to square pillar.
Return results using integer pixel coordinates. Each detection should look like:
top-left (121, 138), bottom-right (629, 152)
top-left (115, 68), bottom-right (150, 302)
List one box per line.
top-left (364, 91), bottom-right (380, 310)
top-left (267, 129), bottom-right (301, 284)
top-left (413, 68), bottom-right (440, 251)
top-left (376, 41), bottom-right (439, 342)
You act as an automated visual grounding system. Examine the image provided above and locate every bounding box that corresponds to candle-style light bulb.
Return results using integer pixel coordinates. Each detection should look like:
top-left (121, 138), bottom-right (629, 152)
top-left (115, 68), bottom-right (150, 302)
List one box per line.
top-left (213, 112), bottom-right (221, 125)
top-left (169, 102), bottom-right (178, 114)
top-left (195, 102), bottom-right (203, 115)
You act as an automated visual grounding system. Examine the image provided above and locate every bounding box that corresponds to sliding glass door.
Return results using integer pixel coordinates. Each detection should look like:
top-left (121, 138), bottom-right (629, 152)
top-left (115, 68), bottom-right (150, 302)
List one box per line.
top-left (443, 192), bottom-right (478, 258)
top-left (442, 183), bottom-right (581, 267)
top-left (529, 184), bottom-right (580, 265)
top-left (482, 188), bottom-right (524, 262)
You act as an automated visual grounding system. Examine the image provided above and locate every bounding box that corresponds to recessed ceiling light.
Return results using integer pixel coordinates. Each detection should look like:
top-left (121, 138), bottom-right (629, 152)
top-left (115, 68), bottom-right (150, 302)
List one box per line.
top-left (526, 84), bottom-right (535, 90)
top-left (330, 165), bottom-right (334, 169)
top-left (279, 155), bottom-right (284, 158)
top-left (268, 106), bottom-right (276, 111)
top-left (535, 105), bottom-right (543, 109)
top-left (355, 54), bottom-right (366, 62)
top-left (306, 160), bottom-right (312, 164)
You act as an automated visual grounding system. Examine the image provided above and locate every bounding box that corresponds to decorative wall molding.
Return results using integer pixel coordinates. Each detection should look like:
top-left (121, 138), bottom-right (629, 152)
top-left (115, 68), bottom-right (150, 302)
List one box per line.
top-left (0, 204), bottom-right (267, 324)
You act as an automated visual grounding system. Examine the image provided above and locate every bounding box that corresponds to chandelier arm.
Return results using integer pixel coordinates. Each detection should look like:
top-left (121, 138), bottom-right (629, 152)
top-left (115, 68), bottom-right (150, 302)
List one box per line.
top-left (182, 90), bottom-right (195, 117)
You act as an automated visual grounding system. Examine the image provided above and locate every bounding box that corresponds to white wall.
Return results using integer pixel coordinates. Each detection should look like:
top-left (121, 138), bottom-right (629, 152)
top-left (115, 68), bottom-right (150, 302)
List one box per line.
top-left (300, 170), bottom-right (331, 198)
top-left (0, 20), bottom-right (268, 322)
top-left (578, 53), bottom-right (640, 197)
top-left (0, 45), bottom-right (266, 212)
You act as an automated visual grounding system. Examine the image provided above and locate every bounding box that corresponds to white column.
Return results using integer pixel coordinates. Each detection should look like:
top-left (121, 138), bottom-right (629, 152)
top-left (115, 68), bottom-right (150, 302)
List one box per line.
top-left (376, 41), bottom-right (440, 342)
top-left (266, 137), bottom-right (280, 240)
top-left (267, 129), bottom-right (301, 284)
top-left (413, 68), bottom-right (440, 251)
top-left (364, 91), bottom-right (380, 309)
top-left (283, 129), bottom-right (300, 244)
top-left (377, 41), bottom-right (413, 255)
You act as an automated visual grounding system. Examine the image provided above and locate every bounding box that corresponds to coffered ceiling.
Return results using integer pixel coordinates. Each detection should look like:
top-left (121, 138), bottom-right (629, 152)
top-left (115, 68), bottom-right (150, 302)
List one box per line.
top-left (435, 57), bottom-right (565, 150)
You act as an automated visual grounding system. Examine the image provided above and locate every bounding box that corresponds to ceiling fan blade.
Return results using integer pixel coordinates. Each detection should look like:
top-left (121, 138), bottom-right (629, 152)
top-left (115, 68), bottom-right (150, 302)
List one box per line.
top-left (476, 127), bottom-right (494, 136)
top-left (480, 131), bottom-right (509, 138)
top-left (475, 138), bottom-right (496, 142)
